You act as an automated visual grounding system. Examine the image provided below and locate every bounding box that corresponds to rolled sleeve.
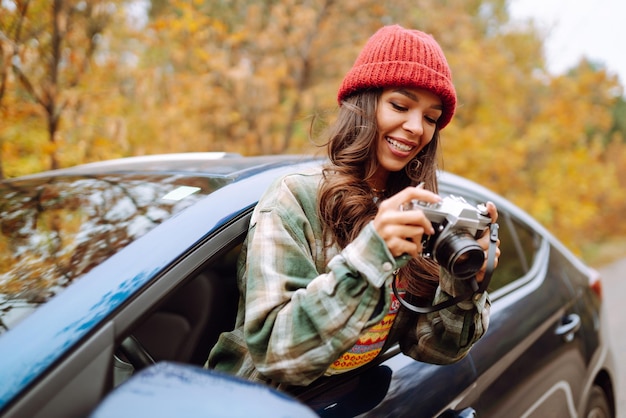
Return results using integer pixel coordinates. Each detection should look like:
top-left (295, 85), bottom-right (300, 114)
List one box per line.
top-left (439, 269), bottom-right (488, 311)
top-left (341, 221), bottom-right (404, 288)
top-left (399, 268), bottom-right (491, 364)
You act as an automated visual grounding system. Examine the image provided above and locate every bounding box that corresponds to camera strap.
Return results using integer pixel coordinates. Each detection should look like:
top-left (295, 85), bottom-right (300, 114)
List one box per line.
top-left (392, 223), bottom-right (499, 314)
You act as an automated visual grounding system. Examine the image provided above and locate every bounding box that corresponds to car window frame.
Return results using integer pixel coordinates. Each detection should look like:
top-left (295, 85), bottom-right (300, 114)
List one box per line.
top-left (1, 207), bottom-right (254, 418)
top-left (109, 207), bottom-right (252, 340)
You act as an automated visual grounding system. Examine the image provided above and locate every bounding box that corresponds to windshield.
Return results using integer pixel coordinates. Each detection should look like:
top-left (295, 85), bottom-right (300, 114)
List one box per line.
top-left (0, 173), bottom-right (229, 334)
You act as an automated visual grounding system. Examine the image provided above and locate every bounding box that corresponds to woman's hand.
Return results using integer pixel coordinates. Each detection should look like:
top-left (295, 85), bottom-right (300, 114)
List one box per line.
top-left (475, 201), bottom-right (501, 283)
top-left (372, 184), bottom-right (441, 258)
top-left (373, 187), bottom-right (501, 282)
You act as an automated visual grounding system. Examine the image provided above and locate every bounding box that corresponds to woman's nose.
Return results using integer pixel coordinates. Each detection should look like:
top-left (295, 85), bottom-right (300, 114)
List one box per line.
top-left (403, 112), bottom-right (424, 136)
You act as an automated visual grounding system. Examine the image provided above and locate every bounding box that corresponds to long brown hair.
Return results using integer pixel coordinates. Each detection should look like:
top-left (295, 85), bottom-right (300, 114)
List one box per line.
top-left (318, 89), bottom-right (441, 299)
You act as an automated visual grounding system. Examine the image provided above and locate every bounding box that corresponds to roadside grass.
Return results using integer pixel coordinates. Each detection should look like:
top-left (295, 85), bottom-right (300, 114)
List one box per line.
top-left (581, 237), bottom-right (626, 269)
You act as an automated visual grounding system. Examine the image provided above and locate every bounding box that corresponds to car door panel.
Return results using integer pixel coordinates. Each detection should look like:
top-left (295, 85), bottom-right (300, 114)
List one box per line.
top-left (3, 323), bottom-right (116, 418)
top-left (367, 355), bottom-right (477, 417)
top-left (300, 349), bottom-right (477, 417)
top-left (469, 245), bottom-right (586, 417)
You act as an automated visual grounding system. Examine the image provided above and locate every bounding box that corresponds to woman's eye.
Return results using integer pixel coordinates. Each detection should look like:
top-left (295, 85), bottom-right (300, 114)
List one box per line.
top-left (425, 116), bottom-right (438, 124)
top-left (391, 102), bottom-right (407, 111)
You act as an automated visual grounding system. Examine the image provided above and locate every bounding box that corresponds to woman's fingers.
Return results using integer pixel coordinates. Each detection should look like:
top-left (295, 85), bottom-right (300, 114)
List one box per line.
top-left (382, 183), bottom-right (441, 209)
top-left (485, 201), bottom-right (498, 223)
top-left (475, 202), bottom-right (501, 282)
top-left (373, 185), bottom-right (441, 257)
top-left (374, 213), bottom-right (425, 257)
top-left (378, 224), bottom-right (429, 258)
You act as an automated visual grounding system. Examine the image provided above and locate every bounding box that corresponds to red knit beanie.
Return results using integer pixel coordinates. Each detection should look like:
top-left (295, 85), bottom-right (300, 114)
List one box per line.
top-left (337, 25), bottom-right (457, 129)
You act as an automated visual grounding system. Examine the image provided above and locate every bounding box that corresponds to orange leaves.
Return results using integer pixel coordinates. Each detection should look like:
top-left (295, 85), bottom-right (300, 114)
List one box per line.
top-left (2, 0), bottom-right (626, 258)
top-left (434, 4), bottom-right (625, 254)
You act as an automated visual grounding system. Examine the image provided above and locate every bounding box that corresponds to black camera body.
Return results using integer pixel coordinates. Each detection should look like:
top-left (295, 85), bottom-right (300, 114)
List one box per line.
top-left (403, 195), bottom-right (492, 280)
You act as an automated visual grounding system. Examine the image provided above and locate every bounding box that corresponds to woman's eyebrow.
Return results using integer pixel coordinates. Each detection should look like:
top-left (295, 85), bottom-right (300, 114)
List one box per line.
top-left (394, 88), bottom-right (418, 101)
top-left (393, 89), bottom-right (443, 110)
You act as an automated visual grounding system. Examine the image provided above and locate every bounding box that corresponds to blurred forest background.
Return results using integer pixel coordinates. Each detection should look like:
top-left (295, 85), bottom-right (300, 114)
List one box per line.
top-left (1, 0), bottom-right (625, 264)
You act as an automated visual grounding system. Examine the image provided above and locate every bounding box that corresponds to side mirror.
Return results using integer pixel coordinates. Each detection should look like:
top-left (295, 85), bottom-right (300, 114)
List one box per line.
top-left (90, 362), bottom-right (318, 418)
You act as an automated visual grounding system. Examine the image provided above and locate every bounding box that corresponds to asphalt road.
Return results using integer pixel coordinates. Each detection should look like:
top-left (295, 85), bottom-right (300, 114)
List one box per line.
top-left (599, 258), bottom-right (626, 417)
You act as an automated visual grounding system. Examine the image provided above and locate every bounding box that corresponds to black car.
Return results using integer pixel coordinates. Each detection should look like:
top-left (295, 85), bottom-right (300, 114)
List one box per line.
top-left (0, 153), bottom-right (617, 417)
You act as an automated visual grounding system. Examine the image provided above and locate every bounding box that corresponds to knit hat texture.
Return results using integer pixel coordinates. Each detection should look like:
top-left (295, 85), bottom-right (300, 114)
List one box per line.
top-left (337, 25), bottom-right (457, 129)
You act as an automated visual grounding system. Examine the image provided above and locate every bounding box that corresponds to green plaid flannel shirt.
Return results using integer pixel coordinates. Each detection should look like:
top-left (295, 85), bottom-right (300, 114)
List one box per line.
top-left (207, 167), bottom-right (490, 388)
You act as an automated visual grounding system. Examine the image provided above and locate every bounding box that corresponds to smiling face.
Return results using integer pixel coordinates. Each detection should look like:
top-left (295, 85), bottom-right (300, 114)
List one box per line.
top-left (371, 87), bottom-right (442, 188)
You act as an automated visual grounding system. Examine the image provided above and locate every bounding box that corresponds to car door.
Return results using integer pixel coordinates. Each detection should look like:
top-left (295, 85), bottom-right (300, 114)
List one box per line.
top-left (459, 210), bottom-right (586, 417)
top-left (112, 208), bottom-right (479, 418)
top-left (0, 207), bottom-right (252, 418)
top-left (298, 347), bottom-right (478, 417)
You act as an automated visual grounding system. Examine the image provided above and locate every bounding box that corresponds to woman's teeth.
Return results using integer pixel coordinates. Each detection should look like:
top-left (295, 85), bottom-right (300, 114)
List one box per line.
top-left (386, 137), bottom-right (414, 152)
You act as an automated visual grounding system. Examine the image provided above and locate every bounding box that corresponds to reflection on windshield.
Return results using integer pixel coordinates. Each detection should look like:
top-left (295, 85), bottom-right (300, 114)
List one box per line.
top-left (0, 174), bottom-right (226, 334)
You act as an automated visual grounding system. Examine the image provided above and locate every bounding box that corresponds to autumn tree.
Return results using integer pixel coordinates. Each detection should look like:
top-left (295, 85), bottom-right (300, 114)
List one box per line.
top-left (116, 0), bottom-right (427, 157)
top-left (0, 1), bottom-right (29, 179)
top-left (2, 0), bottom-right (118, 171)
top-left (2, 0), bottom-right (626, 257)
top-left (0, 27), bottom-right (9, 180)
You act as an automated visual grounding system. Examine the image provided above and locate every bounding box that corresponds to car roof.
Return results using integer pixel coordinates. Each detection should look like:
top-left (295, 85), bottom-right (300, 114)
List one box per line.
top-left (12, 153), bottom-right (318, 180)
top-left (0, 153), bottom-right (322, 328)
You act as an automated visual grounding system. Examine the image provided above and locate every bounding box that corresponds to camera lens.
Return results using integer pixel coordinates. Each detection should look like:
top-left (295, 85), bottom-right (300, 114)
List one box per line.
top-left (435, 231), bottom-right (485, 280)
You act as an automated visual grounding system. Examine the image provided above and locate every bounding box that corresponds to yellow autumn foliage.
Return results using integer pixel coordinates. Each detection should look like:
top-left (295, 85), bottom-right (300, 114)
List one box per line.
top-left (1, 0), bottom-right (625, 259)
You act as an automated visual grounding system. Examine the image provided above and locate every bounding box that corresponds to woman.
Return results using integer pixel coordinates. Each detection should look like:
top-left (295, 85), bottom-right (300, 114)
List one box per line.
top-left (207, 24), bottom-right (500, 391)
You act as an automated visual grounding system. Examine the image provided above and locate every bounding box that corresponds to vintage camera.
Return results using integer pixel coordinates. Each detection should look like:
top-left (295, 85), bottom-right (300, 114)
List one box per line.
top-left (402, 195), bottom-right (492, 280)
